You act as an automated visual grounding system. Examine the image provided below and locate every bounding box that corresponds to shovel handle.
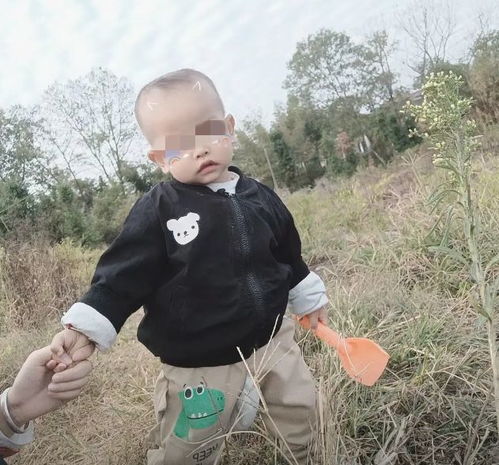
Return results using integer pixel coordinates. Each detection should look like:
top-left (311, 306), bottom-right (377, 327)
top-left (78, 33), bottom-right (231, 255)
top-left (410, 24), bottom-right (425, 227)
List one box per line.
top-left (296, 315), bottom-right (347, 355)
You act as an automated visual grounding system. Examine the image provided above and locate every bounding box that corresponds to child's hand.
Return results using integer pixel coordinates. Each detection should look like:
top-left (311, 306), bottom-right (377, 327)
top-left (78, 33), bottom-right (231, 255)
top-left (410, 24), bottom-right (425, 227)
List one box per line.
top-left (300, 306), bottom-right (328, 331)
top-left (49, 328), bottom-right (95, 372)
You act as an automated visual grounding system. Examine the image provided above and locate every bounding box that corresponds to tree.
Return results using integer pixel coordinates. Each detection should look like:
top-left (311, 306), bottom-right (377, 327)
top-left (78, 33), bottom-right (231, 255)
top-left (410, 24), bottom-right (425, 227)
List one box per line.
top-left (40, 67), bottom-right (141, 194)
top-left (398, 0), bottom-right (457, 86)
top-left (233, 112), bottom-right (279, 188)
top-left (0, 180), bottom-right (35, 237)
top-left (121, 161), bottom-right (165, 194)
top-left (0, 105), bottom-right (45, 237)
top-left (358, 30), bottom-right (398, 109)
top-left (272, 96), bottom-right (326, 189)
top-left (284, 28), bottom-right (401, 112)
top-left (269, 128), bottom-right (298, 190)
top-left (469, 31), bottom-right (499, 124)
top-left (0, 105), bottom-right (46, 187)
top-left (283, 27), bottom-right (406, 170)
top-left (283, 29), bottom-right (367, 109)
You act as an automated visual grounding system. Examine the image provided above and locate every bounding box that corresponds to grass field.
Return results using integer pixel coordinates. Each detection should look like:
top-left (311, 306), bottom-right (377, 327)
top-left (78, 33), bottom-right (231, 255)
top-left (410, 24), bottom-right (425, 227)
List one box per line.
top-left (2, 145), bottom-right (499, 464)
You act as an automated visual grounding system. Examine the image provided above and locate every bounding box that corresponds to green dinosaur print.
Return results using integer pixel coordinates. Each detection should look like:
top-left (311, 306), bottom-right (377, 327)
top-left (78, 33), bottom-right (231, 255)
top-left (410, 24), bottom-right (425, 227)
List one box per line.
top-left (174, 381), bottom-right (225, 439)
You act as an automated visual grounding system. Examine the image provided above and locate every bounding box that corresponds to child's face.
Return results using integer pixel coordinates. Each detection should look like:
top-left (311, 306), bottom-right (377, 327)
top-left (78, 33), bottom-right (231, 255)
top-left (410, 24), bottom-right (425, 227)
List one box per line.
top-left (142, 85), bottom-right (236, 185)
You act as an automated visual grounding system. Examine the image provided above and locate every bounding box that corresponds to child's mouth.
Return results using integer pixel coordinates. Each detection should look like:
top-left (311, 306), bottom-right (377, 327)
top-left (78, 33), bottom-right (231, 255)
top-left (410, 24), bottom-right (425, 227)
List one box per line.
top-left (199, 162), bottom-right (217, 172)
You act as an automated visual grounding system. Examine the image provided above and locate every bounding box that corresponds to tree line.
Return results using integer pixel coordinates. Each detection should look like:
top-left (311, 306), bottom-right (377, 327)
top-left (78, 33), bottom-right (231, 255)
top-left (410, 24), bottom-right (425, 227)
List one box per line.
top-left (1, 2), bottom-right (498, 246)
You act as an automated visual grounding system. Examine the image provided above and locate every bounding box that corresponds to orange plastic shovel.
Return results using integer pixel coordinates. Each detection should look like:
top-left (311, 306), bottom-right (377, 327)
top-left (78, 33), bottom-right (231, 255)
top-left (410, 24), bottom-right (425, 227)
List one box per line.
top-left (295, 315), bottom-right (389, 386)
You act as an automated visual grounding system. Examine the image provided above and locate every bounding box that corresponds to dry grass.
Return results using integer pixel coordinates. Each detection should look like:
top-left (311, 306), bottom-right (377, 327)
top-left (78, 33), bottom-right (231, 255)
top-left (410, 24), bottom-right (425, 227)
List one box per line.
top-left (2, 146), bottom-right (499, 464)
top-left (0, 240), bottom-right (101, 330)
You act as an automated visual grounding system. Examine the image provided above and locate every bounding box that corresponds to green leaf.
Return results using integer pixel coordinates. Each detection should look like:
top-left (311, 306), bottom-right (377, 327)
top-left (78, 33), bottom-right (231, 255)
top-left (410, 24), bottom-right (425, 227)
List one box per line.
top-left (428, 188), bottom-right (460, 214)
top-left (428, 245), bottom-right (469, 266)
top-left (469, 289), bottom-right (492, 321)
top-left (425, 216), bottom-right (445, 243)
top-left (470, 262), bottom-right (480, 283)
top-left (440, 207), bottom-right (455, 246)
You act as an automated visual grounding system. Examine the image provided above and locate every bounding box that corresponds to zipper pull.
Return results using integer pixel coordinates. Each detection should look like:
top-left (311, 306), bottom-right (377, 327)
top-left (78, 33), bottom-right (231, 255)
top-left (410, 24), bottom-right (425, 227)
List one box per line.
top-left (216, 188), bottom-right (231, 197)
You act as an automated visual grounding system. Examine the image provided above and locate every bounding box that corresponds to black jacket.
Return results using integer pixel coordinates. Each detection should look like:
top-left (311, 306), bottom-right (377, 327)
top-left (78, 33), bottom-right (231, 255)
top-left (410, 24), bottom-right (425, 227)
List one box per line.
top-left (78, 165), bottom-right (310, 367)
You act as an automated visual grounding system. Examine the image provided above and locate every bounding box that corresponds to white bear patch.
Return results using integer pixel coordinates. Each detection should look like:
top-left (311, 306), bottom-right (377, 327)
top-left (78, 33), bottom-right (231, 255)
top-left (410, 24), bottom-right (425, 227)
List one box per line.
top-left (167, 212), bottom-right (200, 245)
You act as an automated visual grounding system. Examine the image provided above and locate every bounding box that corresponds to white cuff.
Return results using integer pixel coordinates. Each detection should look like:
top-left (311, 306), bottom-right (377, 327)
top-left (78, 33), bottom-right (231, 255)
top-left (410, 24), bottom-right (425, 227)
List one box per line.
top-left (287, 271), bottom-right (328, 316)
top-left (0, 423), bottom-right (34, 449)
top-left (61, 302), bottom-right (117, 351)
top-left (0, 389), bottom-right (35, 449)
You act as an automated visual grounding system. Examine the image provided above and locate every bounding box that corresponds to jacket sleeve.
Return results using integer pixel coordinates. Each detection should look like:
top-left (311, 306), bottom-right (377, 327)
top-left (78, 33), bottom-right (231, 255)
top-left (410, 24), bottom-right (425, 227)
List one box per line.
top-left (261, 183), bottom-right (328, 315)
top-left (262, 185), bottom-right (310, 289)
top-left (61, 192), bottom-right (168, 350)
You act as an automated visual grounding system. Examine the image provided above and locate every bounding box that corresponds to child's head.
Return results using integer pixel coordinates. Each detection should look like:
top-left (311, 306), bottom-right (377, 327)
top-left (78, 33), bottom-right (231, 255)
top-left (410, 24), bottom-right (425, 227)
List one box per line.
top-left (134, 68), bottom-right (236, 185)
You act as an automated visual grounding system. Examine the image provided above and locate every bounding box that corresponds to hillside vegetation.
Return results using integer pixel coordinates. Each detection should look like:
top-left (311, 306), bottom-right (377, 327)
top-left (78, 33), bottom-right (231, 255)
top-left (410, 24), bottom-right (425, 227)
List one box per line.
top-left (2, 139), bottom-right (499, 464)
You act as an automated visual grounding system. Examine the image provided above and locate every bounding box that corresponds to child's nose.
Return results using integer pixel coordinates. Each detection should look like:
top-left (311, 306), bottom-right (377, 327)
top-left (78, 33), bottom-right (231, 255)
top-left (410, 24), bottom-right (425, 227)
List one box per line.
top-left (194, 147), bottom-right (209, 159)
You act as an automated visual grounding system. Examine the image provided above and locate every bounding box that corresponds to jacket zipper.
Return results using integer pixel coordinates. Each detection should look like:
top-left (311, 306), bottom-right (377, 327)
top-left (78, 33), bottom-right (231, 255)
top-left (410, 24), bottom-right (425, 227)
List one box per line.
top-left (219, 189), bottom-right (266, 338)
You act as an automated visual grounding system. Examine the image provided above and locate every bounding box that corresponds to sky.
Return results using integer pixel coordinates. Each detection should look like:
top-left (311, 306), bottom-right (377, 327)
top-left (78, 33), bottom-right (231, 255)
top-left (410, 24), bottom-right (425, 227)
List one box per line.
top-left (1, 0), bottom-right (497, 129)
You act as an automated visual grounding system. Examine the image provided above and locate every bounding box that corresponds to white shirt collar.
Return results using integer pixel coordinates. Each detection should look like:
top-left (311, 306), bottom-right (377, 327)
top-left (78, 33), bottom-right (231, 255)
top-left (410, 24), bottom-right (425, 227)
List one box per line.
top-left (206, 172), bottom-right (240, 195)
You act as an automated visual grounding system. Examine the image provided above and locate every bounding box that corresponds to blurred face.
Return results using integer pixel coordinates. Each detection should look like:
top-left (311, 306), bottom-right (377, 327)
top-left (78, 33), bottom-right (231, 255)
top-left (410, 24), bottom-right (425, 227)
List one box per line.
top-left (140, 84), bottom-right (236, 185)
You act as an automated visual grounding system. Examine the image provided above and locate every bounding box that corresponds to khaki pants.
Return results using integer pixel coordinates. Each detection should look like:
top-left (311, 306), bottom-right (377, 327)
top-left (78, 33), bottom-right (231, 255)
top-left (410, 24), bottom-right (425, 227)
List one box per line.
top-left (146, 315), bottom-right (317, 465)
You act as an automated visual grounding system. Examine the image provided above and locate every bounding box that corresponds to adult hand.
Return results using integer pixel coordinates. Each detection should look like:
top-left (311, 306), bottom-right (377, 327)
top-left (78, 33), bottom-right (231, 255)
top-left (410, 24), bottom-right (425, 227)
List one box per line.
top-left (6, 346), bottom-right (93, 428)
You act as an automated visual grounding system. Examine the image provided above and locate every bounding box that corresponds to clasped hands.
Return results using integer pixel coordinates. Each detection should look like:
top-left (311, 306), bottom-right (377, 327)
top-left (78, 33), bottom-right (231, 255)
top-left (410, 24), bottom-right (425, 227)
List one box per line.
top-left (6, 328), bottom-right (94, 429)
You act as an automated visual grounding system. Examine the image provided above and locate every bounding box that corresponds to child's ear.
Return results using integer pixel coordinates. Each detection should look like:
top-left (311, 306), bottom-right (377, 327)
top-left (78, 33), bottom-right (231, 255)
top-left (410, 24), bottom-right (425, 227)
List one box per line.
top-left (225, 113), bottom-right (236, 136)
top-left (148, 150), bottom-right (170, 175)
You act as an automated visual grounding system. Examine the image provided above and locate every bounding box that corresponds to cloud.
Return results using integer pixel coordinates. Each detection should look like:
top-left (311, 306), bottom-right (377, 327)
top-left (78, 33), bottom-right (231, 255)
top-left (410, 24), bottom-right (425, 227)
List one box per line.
top-left (0, 0), bottom-right (494, 127)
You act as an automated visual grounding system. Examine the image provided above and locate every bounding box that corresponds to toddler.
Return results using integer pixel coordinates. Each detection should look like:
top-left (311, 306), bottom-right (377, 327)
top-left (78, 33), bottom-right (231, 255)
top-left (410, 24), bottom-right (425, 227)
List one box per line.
top-left (50, 68), bottom-right (329, 465)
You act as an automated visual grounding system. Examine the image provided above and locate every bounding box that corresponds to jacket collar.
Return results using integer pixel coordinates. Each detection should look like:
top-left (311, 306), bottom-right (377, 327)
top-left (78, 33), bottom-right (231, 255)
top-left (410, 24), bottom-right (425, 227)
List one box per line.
top-left (170, 165), bottom-right (257, 197)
